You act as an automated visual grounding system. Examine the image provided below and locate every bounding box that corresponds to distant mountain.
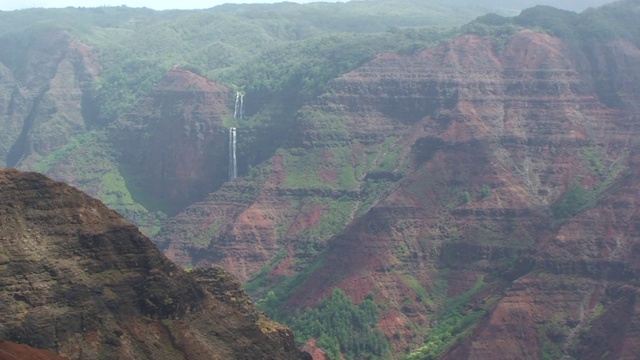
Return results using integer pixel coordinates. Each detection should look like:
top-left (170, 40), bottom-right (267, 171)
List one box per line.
top-left (475, 0), bottom-right (614, 11)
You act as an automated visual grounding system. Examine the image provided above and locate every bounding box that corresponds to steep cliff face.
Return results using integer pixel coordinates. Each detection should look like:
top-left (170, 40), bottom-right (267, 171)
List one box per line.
top-left (111, 69), bottom-right (232, 213)
top-left (157, 26), bottom-right (640, 358)
top-left (2, 63), bottom-right (233, 236)
top-left (0, 30), bottom-right (98, 170)
top-left (0, 168), bottom-right (310, 360)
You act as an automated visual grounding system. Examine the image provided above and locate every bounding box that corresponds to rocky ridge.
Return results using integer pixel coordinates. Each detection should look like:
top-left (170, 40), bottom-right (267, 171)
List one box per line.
top-left (0, 168), bottom-right (310, 360)
top-left (0, 30), bottom-right (97, 170)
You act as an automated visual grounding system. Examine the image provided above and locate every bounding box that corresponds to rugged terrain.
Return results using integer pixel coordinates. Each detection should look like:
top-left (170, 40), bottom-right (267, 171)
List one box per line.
top-left (156, 3), bottom-right (640, 359)
top-left (1, 1), bottom-right (639, 359)
top-left (0, 168), bottom-right (310, 360)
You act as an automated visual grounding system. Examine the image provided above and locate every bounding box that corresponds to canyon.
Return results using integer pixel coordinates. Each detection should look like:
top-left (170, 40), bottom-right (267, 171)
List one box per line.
top-left (1, 1), bottom-right (639, 359)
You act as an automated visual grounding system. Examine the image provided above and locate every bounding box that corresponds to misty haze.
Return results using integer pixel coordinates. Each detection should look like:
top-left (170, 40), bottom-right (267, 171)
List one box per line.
top-left (0, 0), bottom-right (638, 359)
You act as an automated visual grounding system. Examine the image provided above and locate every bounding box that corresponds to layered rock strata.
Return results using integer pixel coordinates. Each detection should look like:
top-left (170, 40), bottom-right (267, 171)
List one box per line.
top-left (0, 168), bottom-right (310, 360)
top-left (159, 28), bottom-right (640, 358)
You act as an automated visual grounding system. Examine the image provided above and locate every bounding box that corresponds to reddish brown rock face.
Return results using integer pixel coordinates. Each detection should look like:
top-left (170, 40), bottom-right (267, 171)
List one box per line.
top-left (0, 340), bottom-right (68, 360)
top-left (0, 169), bottom-right (310, 360)
top-left (112, 69), bottom-right (231, 213)
top-left (157, 29), bottom-right (640, 358)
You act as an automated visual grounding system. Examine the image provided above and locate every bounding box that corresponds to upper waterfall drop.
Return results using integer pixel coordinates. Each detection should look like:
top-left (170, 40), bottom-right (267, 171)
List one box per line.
top-left (233, 92), bottom-right (244, 120)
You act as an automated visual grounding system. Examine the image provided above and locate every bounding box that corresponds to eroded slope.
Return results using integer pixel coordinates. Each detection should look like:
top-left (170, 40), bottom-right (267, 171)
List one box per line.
top-left (0, 168), bottom-right (310, 360)
top-left (158, 26), bottom-right (640, 359)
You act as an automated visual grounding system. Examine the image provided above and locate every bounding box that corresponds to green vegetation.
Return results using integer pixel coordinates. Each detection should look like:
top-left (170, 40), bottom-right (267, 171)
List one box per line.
top-left (190, 218), bottom-right (225, 247)
top-left (406, 276), bottom-right (489, 360)
top-left (462, 19), bottom-right (522, 52)
top-left (0, 2), bottom-right (471, 128)
top-left (32, 131), bottom-right (100, 173)
top-left (404, 276), bottom-right (436, 308)
top-left (466, 1), bottom-right (640, 49)
top-left (3, 2), bottom-right (637, 359)
top-left (244, 248), bottom-right (288, 294)
top-left (31, 131), bottom-right (166, 236)
top-left (254, 256), bottom-right (325, 315)
top-left (582, 147), bottom-right (604, 176)
top-left (460, 191), bottom-right (472, 205)
top-left (301, 198), bottom-right (357, 242)
top-left (290, 289), bottom-right (391, 360)
top-left (551, 179), bottom-right (592, 222)
top-left (480, 184), bottom-right (491, 199)
top-left (539, 320), bottom-right (568, 360)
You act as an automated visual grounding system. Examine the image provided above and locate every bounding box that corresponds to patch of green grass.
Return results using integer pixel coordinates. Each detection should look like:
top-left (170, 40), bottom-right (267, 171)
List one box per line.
top-left (406, 275), bottom-right (489, 360)
top-left (281, 149), bottom-right (323, 189)
top-left (244, 248), bottom-right (288, 295)
top-left (191, 218), bottom-right (226, 247)
top-left (301, 197), bottom-right (357, 242)
top-left (32, 131), bottom-right (101, 173)
top-left (582, 147), bottom-right (604, 176)
top-left (281, 145), bottom-right (358, 191)
top-left (404, 276), bottom-right (436, 308)
top-left (254, 256), bottom-right (325, 317)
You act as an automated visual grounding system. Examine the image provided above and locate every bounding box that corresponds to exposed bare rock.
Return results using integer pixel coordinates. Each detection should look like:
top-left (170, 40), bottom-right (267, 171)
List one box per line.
top-left (0, 168), bottom-right (310, 360)
top-left (0, 340), bottom-right (68, 360)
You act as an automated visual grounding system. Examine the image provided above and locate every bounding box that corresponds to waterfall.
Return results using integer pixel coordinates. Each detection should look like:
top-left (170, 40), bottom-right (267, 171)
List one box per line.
top-left (230, 91), bottom-right (242, 180)
top-left (229, 127), bottom-right (237, 181)
top-left (233, 92), bottom-right (245, 120)
top-left (233, 92), bottom-right (240, 119)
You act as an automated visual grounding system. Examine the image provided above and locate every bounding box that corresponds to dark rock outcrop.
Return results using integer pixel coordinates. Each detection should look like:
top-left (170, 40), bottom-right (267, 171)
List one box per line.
top-left (0, 168), bottom-right (310, 360)
top-left (110, 69), bottom-right (232, 213)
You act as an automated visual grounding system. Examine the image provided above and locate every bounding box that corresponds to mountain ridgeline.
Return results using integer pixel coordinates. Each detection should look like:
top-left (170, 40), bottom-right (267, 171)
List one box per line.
top-left (1, 0), bottom-right (639, 359)
top-left (0, 169), bottom-right (311, 359)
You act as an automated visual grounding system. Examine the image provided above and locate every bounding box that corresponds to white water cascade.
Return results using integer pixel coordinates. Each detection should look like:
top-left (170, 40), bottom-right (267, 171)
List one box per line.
top-left (233, 92), bottom-right (244, 120)
top-left (229, 127), bottom-right (237, 181)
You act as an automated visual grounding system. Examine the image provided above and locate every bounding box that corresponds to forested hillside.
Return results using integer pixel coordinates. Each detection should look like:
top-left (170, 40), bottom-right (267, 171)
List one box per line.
top-left (0, 0), bottom-right (487, 232)
top-left (2, 0), bottom-right (639, 359)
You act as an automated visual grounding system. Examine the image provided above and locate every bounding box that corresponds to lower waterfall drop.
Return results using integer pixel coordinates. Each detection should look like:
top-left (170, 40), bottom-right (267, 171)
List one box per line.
top-left (229, 127), bottom-right (237, 181)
